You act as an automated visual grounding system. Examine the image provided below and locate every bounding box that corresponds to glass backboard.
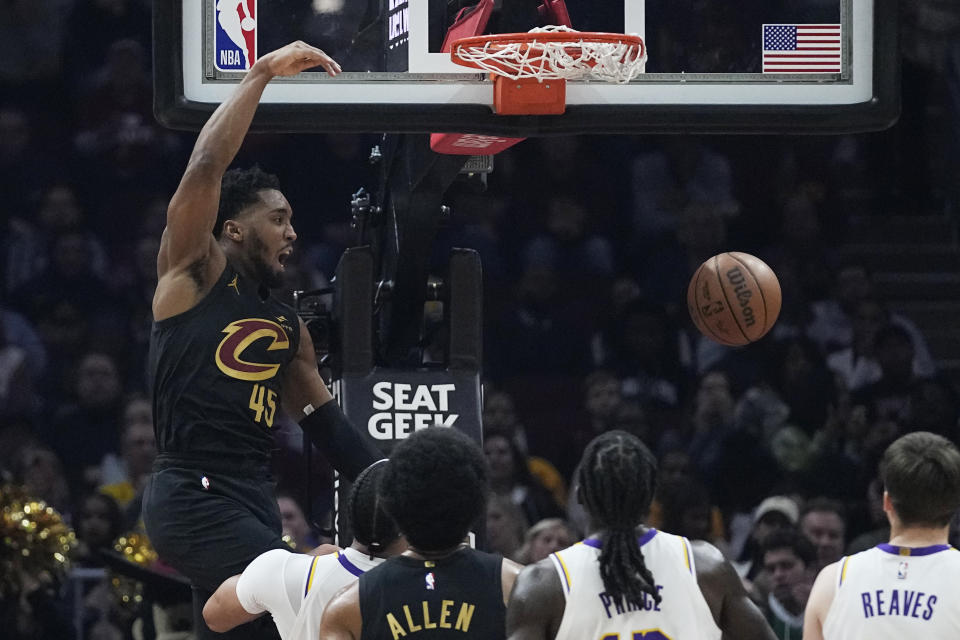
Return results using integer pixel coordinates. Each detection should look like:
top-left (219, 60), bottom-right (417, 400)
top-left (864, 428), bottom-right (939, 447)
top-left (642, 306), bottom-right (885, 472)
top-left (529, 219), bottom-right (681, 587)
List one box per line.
top-left (154, 0), bottom-right (899, 134)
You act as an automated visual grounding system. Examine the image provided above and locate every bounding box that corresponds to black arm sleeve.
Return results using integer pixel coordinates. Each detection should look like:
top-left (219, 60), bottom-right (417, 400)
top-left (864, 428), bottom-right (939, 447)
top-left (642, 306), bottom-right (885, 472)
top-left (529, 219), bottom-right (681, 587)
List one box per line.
top-left (300, 401), bottom-right (383, 481)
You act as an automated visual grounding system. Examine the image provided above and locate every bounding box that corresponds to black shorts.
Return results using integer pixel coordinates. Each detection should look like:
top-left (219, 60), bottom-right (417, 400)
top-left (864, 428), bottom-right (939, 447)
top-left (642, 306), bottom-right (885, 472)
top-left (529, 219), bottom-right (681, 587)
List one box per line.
top-left (142, 460), bottom-right (289, 592)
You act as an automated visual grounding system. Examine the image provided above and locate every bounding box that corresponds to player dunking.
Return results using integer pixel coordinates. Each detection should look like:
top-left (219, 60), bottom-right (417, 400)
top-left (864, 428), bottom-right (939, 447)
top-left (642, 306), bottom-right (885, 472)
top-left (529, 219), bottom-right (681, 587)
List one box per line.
top-left (804, 431), bottom-right (960, 640)
top-left (202, 460), bottom-right (405, 639)
top-left (506, 430), bottom-right (777, 640)
top-left (320, 427), bottom-right (524, 639)
top-left (142, 41), bottom-right (381, 640)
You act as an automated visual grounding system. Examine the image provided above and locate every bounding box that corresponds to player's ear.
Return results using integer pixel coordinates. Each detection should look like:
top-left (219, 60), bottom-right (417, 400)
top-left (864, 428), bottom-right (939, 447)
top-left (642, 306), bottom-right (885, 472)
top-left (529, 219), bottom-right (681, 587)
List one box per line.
top-left (223, 219), bottom-right (243, 241)
top-left (881, 489), bottom-right (893, 514)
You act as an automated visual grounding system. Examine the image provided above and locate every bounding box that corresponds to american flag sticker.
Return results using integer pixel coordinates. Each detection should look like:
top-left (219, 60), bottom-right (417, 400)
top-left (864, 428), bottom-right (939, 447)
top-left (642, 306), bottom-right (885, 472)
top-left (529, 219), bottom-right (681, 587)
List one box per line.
top-left (762, 24), bottom-right (841, 73)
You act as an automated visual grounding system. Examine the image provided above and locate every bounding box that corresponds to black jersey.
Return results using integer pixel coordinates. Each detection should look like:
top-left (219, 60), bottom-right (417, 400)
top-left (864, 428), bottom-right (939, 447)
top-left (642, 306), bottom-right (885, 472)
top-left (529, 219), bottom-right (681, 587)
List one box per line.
top-left (149, 264), bottom-right (300, 469)
top-left (358, 548), bottom-right (506, 640)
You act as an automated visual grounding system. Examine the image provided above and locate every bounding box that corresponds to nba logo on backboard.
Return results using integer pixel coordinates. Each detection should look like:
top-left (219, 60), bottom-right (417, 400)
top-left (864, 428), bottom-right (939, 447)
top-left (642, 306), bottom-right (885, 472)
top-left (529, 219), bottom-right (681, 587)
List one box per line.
top-left (215, 0), bottom-right (257, 71)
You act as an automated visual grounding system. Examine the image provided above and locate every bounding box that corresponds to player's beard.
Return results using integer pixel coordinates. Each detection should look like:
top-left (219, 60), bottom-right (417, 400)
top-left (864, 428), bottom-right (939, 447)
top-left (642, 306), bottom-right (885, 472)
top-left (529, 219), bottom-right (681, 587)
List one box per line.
top-left (248, 229), bottom-right (285, 289)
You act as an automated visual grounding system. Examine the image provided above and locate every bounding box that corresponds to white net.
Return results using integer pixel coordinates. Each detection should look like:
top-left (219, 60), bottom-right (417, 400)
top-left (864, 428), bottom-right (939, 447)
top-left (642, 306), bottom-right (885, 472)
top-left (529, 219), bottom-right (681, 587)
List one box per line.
top-left (453, 25), bottom-right (646, 83)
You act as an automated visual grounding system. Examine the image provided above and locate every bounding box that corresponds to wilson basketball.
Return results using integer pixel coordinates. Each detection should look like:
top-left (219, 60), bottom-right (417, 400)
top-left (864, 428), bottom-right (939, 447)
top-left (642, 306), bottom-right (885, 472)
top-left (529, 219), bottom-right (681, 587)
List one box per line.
top-left (687, 252), bottom-right (781, 346)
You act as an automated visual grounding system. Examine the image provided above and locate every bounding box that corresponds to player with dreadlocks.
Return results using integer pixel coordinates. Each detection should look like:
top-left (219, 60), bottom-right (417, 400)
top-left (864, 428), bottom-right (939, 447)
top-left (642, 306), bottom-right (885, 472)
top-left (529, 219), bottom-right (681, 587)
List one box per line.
top-left (202, 460), bottom-right (405, 640)
top-left (506, 430), bottom-right (777, 640)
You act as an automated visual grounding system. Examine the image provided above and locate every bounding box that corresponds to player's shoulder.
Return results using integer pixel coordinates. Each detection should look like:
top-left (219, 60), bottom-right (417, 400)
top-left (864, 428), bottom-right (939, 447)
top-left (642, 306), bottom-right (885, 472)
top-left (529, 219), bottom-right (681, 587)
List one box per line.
top-left (244, 548), bottom-right (296, 576)
top-left (513, 556), bottom-right (564, 599)
top-left (806, 557), bottom-right (845, 629)
top-left (689, 538), bottom-right (726, 570)
top-left (688, 539), bottom-right (744, 598)
top-left (815, 558), bottom-right (843, 587)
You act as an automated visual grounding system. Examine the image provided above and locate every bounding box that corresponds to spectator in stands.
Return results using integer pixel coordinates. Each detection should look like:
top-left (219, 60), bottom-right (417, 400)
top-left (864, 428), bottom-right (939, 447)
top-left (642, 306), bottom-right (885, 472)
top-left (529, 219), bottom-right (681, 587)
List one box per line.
top-left (522, 194), bottom-right (615, 279)
top-left (676, 371), bottom-right (780, 520)
top-left (611, 398), bottom-right (651, 442)
top-left (486, 494), bottom-right (528, 561)
top-left (826, 296), bottom-right (889, 391)
top-left (582, 369), bottom-right (623, 435)
top-left (808, 265), bottom-right (935, 378)
top-left (630, 136), bottom-right (739, 249)
top-left (35, 184), bottom-right (110, 274)
top-left (799, 498), bottom-right (846, 571)
top-left (487, 264), bottom-right (591, 379)
top-left (116, 231), bottom-right (161, 385)
top-left (482, 388), bottom-right (528, 453)
top-left (803, 396), bottom-right (895, 505)
top-left (484, 429), bottom-right (564, 527)
top-left (594, 300), bottom-right (684, 410)
top-left (0, 107), bottom-right (48, 219)
top-left (70, 491), bottom-right (129, 640)
top-left (10, 228), bottom-right (113, 325)
top-left (738, 337), bottom-right (835, 441)
top-left (77, 38), bottom-right (153, 131)
top-left (668, 370), bottom-right (736, 475)
top-left (276, 492), bottom-right (320, 552)
top-left (515, 518), bottom-right (575, 564)
top-left (852, 323), bottom-right (930, 424)
top-left (654, 476), bottom-right (730, 555)
top-left (74, 491), bottom-right (124, 567)
top-left (759, 187), bottom-right (836, 315)
top-left (760, 529), bottom-right (817, 640)
top-left (13, 445), bottom-right (72, 515)
top-left (845, 475), bottom-right (889, 554)
top-left (44, 351), bottom-right (125, 491)
top-left (0, 300), bottom-right (45, 419)
top-left (734, 495), bottom-right (800, 581)
top-left (640, 198), bottom-right (734, 321)
top-left (99, 395), bottom-right (156, 527)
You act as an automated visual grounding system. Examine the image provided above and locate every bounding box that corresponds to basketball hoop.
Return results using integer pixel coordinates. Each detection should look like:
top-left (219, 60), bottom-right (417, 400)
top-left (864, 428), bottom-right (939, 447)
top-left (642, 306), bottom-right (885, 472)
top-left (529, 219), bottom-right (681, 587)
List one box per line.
top-left (450, 26), bottom-right (646, 115)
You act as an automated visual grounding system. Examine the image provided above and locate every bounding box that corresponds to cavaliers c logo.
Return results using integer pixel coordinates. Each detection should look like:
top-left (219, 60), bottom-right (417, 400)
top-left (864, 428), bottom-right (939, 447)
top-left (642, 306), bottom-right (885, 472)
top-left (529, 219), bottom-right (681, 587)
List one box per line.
top-left (215, 318), bottom-right (290, 381)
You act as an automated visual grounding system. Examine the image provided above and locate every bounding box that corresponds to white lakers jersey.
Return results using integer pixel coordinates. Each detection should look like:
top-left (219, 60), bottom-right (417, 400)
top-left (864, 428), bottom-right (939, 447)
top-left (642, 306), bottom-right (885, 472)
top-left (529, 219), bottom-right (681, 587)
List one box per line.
top-left (236, 547), bottom-right (384, 640)
top-left (550, 529), bottom-right (721, 640)
top-left (823, 543), bottom-right (960, 640)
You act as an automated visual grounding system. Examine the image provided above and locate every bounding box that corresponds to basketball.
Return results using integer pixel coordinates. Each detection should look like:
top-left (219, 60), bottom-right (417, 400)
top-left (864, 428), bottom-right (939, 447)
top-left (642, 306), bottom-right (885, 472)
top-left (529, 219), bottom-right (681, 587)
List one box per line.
top-left (687, 252), bottom-right (781, 346)
top-left (241, 17), bottom-right (256, 31)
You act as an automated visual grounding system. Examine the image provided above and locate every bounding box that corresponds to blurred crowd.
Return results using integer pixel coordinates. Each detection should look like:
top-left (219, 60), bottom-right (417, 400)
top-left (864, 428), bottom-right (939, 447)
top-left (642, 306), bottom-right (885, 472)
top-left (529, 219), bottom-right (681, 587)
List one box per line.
top-left (2, 1), bottom-right (960, 639)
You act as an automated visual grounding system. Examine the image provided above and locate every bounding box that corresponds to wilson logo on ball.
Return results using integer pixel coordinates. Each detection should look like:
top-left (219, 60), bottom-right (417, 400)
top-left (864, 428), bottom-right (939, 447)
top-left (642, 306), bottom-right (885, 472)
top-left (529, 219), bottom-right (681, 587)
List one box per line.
top-left (725, 266), bottom-right (757, 328)
top-left (687, 252), bottom-right (781, 346)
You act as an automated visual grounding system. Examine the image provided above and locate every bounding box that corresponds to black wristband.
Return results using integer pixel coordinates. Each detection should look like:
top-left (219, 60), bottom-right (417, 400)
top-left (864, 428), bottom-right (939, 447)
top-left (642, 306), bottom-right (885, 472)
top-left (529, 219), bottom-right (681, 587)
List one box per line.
top-left (300, 401), bottom-right (382, 481)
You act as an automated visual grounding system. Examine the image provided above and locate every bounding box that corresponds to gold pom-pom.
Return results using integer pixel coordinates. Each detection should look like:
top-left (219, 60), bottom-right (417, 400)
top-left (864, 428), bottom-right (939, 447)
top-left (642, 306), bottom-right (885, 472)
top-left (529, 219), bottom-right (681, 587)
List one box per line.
top-left (109, 531), bottom-right (159, 611)
top-left (0, 484), bottom-right (77, 598)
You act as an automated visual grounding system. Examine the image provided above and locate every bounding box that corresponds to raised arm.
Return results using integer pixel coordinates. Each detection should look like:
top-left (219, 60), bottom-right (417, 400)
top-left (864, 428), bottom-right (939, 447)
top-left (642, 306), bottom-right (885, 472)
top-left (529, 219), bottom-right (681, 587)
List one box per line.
top-left (692, 540), bottom-right (777, 640)
top-left (155, 42), bottom-right (340, 317)
top-left (506, 560), bottom-right (565, 640)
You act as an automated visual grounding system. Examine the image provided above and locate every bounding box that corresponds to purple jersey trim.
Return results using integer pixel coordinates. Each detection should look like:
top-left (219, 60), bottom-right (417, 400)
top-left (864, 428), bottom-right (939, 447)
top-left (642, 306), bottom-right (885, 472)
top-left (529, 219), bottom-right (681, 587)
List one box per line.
top-left (338, 552), bottom-right (365, 577)
top-left (583, 528), bottom-right (658, 549)
top-left (875, 543), bottom-right (952, 557)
